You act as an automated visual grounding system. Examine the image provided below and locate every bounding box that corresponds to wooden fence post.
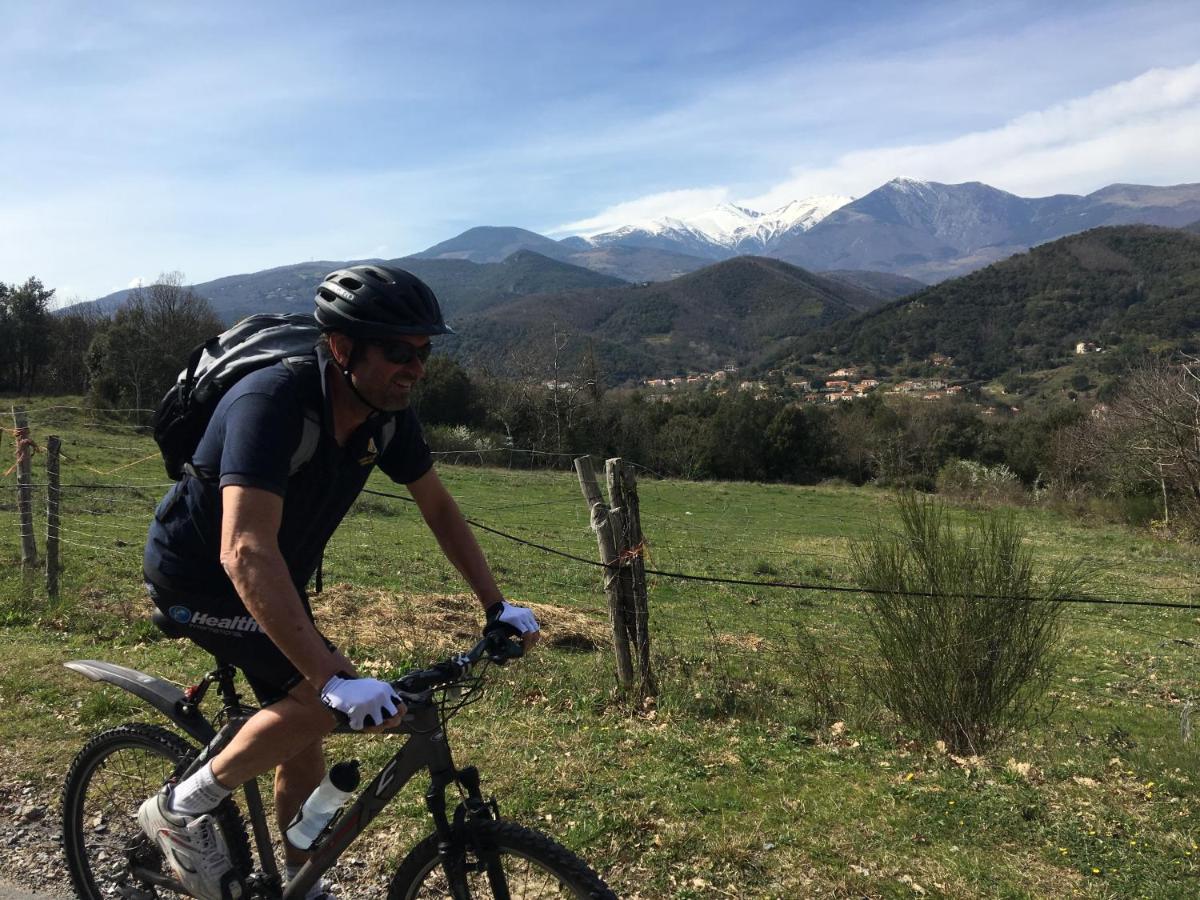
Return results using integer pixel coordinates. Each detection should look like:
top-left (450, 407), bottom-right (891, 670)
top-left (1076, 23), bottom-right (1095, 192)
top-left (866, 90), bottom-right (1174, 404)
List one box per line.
top-left (46, 436), bottom-right (62, 600)
top-left (575, 455), bottom-right (635, 689)
top-left (606, 458), bottom-right (657, 696)
top-left (12, 406), bottom-right (38, 571)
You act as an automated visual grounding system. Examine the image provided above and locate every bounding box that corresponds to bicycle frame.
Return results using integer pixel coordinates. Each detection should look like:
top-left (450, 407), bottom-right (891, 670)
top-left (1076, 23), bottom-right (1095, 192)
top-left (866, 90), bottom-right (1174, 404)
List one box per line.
top-left (66, 655), bottom-right (494, 900)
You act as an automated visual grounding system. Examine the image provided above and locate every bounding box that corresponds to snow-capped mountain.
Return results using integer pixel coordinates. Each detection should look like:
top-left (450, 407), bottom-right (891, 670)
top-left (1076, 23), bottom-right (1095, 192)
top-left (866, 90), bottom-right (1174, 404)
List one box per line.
top-left (406, 178), bottom-right (1200, 285)
top-left (581, 196), bottom-right (852, 260)
top-left (773, 178), bottom-right (1200, 281)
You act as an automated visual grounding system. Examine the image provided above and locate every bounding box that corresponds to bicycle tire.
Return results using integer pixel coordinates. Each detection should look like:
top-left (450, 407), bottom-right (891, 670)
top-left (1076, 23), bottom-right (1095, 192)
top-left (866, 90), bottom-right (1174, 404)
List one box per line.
top-left (387, 819), bottom-right (617, 900)
top-left (62, 723), bottom-right (252, 899)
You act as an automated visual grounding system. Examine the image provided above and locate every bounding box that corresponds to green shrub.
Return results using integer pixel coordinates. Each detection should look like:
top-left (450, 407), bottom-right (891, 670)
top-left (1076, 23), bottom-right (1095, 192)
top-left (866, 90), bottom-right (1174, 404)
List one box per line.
top-left (851, 493), bottom-right (1084, 754)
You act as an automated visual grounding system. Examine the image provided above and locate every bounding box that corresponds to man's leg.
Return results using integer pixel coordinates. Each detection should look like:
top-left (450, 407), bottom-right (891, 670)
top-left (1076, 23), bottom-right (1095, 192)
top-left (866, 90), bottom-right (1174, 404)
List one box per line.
top-left (209, 681), bottom-right (332, 793)
top-left (274, 739), bottom-right (326, 866)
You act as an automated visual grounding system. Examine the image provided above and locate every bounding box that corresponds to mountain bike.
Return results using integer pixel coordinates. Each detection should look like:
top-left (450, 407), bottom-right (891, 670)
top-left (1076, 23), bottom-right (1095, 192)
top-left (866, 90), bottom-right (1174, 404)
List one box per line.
top-left (61, 612), bottom-right (616, 899)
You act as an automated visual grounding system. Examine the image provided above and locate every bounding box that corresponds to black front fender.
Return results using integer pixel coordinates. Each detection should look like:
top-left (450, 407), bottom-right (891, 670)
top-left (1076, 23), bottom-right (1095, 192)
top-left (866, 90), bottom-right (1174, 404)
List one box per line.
top-left (65, 660), bottom-right (216, 746)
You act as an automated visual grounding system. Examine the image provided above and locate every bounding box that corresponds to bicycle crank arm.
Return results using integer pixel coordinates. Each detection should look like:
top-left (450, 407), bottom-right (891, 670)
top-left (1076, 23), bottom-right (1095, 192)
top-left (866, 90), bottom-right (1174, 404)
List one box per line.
top-left (128, 866), bottom-right (187, 894)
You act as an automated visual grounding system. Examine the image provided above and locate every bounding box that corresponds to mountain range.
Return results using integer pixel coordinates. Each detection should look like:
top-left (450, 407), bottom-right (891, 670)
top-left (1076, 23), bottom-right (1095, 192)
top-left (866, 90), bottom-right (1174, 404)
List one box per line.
top-left (66, 219), bottom-right (1200, 394)
top-left (416, 179), bottom-right (1200, 283)
top-left (74, 251), bottom-right (627, 323)
top-left (66, 176), bottom-right (1200, 394)
top-left (412, 226), bottom-right (711, 282)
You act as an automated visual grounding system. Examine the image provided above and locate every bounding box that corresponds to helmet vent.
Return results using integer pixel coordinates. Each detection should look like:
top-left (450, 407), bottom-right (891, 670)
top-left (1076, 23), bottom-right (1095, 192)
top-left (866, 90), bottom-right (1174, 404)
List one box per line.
top-left (362, 268), bottom-right (389, 284)
top-left (338, 276), bottom-right (364, 291)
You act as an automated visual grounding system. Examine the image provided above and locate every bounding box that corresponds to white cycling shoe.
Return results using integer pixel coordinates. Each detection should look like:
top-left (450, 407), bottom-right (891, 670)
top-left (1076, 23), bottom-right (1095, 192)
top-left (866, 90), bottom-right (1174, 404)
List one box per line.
top-left (137, 788), bottom-right (244, 900)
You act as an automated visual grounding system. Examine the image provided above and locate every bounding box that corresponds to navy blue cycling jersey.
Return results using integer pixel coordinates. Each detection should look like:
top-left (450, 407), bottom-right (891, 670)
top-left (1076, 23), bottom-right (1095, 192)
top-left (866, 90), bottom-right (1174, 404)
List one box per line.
top-left (144, 344), bottom-right (432, 595)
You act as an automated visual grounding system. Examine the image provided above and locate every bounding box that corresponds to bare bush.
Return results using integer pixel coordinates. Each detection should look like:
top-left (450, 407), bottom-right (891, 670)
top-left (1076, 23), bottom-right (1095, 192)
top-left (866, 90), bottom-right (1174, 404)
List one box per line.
top-left (936, 459), bottom-right (1027, 506)
top-left (1051, 358), bottom-right (1200, 532)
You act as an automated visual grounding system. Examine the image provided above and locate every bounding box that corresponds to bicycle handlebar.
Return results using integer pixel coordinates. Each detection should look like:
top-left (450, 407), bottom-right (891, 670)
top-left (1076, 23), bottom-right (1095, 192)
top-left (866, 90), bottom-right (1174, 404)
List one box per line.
top-left (327, 633), bottom-right (524, 732)
top-left (394, 631), bottom-right (524, 694)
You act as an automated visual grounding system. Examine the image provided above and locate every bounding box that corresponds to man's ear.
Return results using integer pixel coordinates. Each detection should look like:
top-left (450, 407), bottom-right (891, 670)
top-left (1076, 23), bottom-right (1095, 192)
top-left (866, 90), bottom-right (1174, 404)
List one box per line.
top-left (328, 333), bottom-right (354, 370)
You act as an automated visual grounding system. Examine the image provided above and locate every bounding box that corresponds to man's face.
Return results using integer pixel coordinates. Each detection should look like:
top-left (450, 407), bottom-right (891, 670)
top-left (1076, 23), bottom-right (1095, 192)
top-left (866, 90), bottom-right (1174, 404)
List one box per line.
top-left (349, 335), bottom-right (432, 412)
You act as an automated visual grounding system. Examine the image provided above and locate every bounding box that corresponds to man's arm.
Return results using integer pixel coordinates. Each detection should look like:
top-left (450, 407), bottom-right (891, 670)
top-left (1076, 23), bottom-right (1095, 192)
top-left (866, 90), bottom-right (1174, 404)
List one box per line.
top-left (219, 485), bottom-right (343, 691)
top-left (407, 468), bottom-right (505, 611)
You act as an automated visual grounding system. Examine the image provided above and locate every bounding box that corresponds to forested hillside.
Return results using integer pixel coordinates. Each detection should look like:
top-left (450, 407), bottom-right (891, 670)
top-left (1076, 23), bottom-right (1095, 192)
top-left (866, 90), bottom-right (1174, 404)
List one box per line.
top-left (785, 225), bottom-right (1200, 383)
top-left (446, 256), bottom-right (889, 379)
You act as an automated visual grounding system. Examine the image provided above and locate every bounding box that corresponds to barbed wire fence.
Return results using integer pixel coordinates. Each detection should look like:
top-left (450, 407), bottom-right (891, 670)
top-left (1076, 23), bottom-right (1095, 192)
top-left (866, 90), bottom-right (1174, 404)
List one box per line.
top-left (4, 403), bottom-right (1200, 736)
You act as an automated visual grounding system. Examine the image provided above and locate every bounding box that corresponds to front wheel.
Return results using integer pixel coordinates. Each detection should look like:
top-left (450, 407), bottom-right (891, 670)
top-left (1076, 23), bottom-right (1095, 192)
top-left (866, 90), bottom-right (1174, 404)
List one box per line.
top-left (388, 819), bottom-right (616, 899)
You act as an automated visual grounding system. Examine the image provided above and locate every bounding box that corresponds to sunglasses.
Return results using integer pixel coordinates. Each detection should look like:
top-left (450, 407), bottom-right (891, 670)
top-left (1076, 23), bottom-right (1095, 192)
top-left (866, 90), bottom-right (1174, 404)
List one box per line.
top-left (370, 340), bottom-right (432, 366)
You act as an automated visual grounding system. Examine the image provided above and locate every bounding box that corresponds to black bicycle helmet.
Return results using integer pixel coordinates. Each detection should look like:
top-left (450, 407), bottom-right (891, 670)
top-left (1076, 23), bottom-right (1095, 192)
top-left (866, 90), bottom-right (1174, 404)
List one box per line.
top-left (314, 265), bottom-right (454, 337)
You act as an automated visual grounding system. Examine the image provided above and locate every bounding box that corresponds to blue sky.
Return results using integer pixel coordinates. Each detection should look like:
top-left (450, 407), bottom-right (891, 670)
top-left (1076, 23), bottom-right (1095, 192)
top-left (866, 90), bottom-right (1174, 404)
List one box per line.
top-left (2, 0), bottom-right (1198, 302)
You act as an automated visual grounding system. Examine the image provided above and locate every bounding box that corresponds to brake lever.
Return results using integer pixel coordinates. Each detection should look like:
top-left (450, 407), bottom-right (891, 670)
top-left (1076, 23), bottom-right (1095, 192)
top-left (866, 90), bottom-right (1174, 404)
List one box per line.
top-left (485, 634), bottom-right (525, 666)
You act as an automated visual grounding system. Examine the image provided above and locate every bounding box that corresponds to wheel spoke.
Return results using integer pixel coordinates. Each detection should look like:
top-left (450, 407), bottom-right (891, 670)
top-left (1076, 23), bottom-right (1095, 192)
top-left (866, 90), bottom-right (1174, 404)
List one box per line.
top-left (63, 725), bottom-right (191, 900)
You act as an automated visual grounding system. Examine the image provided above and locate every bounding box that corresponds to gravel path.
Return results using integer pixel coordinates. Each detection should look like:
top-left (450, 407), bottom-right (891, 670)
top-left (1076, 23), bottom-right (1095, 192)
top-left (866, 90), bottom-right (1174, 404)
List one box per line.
top-left (0, 880), bottom-right (69, 900)
top-left (0, 780), bottom-right (70, 899)
top-left (0, 773), bottom-right (396, 899)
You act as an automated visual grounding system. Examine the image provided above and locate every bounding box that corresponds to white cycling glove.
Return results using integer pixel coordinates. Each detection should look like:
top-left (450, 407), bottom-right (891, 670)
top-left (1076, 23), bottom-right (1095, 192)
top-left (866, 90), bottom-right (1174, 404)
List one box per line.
top-left (320, 674), bottom-right (401, 730)
top-left (484, 600), bottom-right (540, 637)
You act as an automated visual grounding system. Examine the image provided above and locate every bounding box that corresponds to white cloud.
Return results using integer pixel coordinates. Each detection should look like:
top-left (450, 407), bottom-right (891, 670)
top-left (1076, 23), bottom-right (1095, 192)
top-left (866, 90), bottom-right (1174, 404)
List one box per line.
top-left (551, 187), bottom-right (731, 236)
top-left (552, 62), bottom-right (1200, 237)
top-left (741, 62), bottom-right (1200, 209)
top-left (127, 277), bottom-right (145, 289)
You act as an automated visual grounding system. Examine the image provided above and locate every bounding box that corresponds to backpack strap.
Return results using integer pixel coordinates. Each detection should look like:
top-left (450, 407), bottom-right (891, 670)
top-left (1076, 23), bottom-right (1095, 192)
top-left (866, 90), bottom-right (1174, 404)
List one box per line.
top-left (288, 410), bottom-right (322, 476)
top-left (379, 416), bottom-right (397, 453)
top-left (183, 406), bottom-right (321, 482)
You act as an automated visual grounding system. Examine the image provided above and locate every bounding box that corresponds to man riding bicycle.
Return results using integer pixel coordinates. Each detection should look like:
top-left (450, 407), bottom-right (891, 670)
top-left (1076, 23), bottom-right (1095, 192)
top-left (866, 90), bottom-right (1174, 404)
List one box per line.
top-left (138, 265), bottom-right (540, 900)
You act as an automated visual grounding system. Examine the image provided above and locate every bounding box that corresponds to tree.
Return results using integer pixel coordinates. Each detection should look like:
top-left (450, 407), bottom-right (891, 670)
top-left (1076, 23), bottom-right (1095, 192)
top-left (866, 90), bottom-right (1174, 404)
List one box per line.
top-left (0, 277), bottom-right (55, 392)
top-left (1056, 358), bottom-right (1200, 530)
top-left (86, 273), bottom-right (223, 411)
top-left (654, 414), bottom-right (710, 479)
top-left (413, 356), bottom-right (480, 427)
top-left (764, 403), bottom-right (835, 484)
top-left (703, 393), bottom-right (780, 481)
top-left (45, 307), bottom-right (105, 394)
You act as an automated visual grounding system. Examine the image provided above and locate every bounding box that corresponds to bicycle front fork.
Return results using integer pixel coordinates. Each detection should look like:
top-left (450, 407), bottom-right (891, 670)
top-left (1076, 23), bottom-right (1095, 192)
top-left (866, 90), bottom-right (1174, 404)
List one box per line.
top-left (426, 765), bottom-right (499, 838)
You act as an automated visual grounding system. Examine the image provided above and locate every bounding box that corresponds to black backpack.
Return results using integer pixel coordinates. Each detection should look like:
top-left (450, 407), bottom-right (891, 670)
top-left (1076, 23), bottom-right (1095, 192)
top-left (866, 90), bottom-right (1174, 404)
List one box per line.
top-left (152, 314), bottom-right (324, 480)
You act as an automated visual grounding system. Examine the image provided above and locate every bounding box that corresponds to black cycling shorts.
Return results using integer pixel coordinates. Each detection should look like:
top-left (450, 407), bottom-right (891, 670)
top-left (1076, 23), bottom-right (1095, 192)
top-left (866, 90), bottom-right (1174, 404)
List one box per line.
top-left (145, 580), bottom-right (335, 707)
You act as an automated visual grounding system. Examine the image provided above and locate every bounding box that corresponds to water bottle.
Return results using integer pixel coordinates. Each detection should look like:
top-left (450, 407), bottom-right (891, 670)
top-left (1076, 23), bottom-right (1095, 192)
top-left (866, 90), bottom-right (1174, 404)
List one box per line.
top-left (285, 760), bottom-right (361, 850)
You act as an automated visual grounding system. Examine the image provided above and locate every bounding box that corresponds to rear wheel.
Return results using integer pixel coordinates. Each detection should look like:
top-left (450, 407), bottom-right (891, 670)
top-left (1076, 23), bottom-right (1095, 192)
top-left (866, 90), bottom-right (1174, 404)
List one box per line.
top-left (388, 819), bottom-right (616, 899)
top-left (62, 723), bottom-right (250, 899)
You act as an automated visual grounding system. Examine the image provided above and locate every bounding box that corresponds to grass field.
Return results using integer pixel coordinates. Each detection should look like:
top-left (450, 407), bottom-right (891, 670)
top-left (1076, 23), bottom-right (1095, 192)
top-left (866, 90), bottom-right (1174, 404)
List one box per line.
top-left (2, 398), bottom-right (1200, 897)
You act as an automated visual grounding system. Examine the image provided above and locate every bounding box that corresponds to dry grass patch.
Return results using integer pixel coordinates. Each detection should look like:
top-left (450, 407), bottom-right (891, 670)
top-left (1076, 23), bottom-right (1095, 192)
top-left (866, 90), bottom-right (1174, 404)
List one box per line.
top-left (313, 583), bottom-right (610, 659)
top-left (713, 631), bottom-right (769, 652)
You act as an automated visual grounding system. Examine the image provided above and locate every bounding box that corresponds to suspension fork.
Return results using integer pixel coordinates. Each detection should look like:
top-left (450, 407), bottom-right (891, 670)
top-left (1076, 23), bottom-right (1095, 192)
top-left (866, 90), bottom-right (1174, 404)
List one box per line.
top-left (426, 764), bottom-right (508, 898)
